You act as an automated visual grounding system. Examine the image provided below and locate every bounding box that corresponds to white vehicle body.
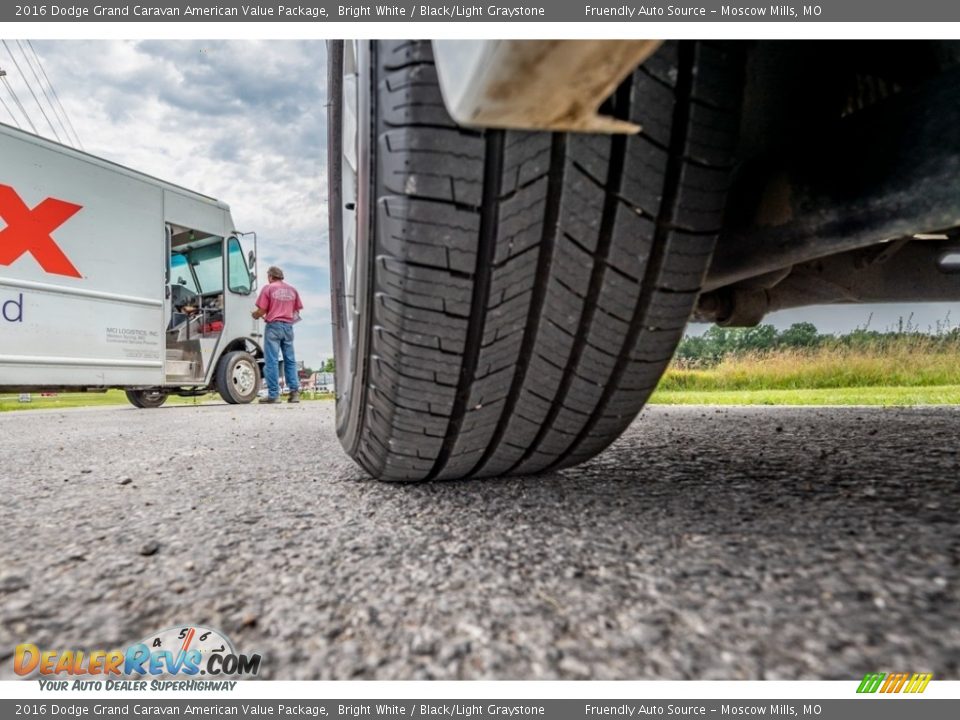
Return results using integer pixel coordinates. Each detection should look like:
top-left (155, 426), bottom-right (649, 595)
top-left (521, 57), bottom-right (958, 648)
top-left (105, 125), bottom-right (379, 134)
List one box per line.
top-left (0, 123), bottom-right (262, 398)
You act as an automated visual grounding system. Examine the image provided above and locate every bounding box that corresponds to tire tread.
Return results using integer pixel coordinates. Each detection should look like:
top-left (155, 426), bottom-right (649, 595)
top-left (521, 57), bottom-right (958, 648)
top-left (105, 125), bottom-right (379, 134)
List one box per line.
top-left (343, 40), bottom-right (743, 480)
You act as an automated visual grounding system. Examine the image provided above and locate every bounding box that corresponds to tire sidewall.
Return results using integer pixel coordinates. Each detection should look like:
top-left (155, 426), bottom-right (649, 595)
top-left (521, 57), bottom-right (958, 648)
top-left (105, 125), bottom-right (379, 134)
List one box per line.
top-left (329, 40), bottom-right (375, 453)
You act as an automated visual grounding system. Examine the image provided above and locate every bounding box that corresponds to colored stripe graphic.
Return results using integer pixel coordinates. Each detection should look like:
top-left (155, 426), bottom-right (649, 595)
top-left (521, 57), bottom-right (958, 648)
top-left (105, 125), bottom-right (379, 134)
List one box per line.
top-left (881, 672), bottom-right (909, 693)
top-left (857, 671), bottom-right (932, 693)
top-left (857, 672), bottom-right (885, 693)
top-left (905, 673), bottom-right (933, 694)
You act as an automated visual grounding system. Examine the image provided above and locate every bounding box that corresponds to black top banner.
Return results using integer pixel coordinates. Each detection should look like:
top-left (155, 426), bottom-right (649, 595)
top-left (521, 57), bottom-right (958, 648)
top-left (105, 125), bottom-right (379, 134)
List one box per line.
top-left (3, 0), bottom-right (960, 22)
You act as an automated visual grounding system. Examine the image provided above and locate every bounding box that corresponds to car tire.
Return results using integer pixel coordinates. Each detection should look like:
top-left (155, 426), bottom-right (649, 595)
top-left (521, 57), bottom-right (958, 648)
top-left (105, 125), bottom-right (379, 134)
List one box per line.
top-left (328, 40), bottom-right (744, 480)
top-left (125, 389), bottom-right (168, 409)
top-left (215, 351), bottom-right (260, 404)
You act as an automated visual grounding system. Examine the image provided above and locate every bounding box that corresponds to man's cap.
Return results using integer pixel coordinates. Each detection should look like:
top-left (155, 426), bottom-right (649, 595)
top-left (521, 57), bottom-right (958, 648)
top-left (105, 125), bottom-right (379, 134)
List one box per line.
top-left (267, 266), bottom-right (284, 280)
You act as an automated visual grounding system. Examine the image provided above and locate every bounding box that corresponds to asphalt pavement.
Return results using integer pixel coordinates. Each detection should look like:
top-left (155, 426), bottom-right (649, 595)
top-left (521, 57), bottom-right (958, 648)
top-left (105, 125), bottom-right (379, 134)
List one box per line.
top-left (1, 401), bottom-right (958, 680)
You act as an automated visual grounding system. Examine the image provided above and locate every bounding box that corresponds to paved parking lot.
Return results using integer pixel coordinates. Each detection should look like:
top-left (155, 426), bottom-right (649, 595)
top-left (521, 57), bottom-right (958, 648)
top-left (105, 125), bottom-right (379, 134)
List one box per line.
top-left (1, 402), bottom-right (957, 679)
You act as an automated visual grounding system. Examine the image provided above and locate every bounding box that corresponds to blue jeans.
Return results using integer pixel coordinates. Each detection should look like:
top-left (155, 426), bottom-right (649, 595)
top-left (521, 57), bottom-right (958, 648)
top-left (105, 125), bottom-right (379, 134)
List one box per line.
top-left (263, 322), bottom-right (299, 398)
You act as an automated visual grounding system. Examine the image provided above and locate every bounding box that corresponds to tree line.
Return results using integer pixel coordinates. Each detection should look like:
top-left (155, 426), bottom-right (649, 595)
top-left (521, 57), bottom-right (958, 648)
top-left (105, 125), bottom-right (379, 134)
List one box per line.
top-left (676, 320), bottom-right (960, 366)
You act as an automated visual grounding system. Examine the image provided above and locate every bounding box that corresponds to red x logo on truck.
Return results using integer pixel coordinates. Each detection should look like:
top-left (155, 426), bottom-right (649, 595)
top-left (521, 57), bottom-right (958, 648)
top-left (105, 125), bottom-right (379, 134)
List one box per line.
top-left (0, 184), bottom-right (83, 278)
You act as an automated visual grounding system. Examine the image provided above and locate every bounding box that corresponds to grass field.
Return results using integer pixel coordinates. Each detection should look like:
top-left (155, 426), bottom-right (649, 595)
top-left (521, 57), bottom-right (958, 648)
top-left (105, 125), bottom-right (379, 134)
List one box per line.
top-left (652, 341), bottom-right (960, 405)
top-left (650, 385), bottom-right (960, 406)
top-left (661, 346), bottom-right (960, 392)
top-left (0, 390), bottom-right (332, 412)
top-left (5, 341), bottom-right (960, 410)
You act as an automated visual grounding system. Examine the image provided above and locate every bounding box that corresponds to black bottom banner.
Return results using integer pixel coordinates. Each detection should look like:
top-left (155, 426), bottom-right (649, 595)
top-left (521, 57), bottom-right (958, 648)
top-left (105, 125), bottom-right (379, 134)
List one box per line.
top-left (2, 700), bottom-right (958, 720)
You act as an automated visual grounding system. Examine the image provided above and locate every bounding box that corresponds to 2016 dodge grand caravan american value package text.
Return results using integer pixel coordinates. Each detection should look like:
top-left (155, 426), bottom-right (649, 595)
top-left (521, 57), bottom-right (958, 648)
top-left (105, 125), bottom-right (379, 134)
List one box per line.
top-left (327, 39), bottom-right (960, 481)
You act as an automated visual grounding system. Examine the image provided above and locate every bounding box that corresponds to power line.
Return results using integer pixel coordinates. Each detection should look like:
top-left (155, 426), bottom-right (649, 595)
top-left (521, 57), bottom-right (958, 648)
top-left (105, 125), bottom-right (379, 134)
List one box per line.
top-left (0, 71), bottom-right (38, 133)
top-left (26, 40), bottom-right (83, 149)
top-left (17, 40), bottom-right (73, 147)
top-left (17, 40), bottom-right (70, 144)
top-left (0, 73), bottom-right (22, 128)
top-left (27, 40), bottom-right (83, 149)
top-left (2, 39), bottom-right (62, 143)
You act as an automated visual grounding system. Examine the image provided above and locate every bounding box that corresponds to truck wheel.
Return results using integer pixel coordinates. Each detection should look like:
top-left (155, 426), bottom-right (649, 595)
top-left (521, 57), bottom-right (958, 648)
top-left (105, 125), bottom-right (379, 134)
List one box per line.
top-left (328, 40), bottom-right (743, 480)
top-left (125, 390), bottom-right (167, 409)
top-left (215, 351), bottom-right (260, 404)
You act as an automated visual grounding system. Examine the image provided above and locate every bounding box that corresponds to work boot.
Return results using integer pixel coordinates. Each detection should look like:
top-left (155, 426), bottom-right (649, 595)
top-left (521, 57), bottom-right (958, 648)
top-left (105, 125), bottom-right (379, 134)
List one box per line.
top-left (259, 396), bottom-right (279, 404)
top-left (288, 390), bottom-right (301, 404)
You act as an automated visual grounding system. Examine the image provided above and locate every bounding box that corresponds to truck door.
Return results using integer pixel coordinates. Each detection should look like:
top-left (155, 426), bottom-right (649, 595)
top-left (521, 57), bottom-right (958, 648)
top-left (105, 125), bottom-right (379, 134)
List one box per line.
top-left (224, 235), bottom-right (258, 339)
top-left (164, 224), bottom-right (225, 384)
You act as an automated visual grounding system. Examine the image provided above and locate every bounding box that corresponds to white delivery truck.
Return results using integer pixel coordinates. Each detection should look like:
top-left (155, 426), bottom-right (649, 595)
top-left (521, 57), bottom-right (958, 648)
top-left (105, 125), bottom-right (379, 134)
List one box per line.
top-left (0, 122), bottom-right (264, 408)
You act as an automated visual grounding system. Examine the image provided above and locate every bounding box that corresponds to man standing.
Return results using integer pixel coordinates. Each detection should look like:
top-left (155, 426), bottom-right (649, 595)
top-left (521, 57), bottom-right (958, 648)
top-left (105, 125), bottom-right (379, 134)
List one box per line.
top-left (252, 266), bottom-right (303, 404)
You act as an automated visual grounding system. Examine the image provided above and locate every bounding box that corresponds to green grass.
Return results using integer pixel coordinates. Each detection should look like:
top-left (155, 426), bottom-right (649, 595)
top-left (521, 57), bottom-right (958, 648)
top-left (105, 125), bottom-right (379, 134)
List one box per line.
top-left (1, 390), bottom-right (128, 412)
top-left (662, 346), bottom-right (960, 392)
top-left (0, 390), bottom-right (333, 412)
top-left (654, 343), bottom-right (960, 405)
top-left (6, 341), bottom-right (960, 410)
top-left (650, 385), bottom-right (960, 406)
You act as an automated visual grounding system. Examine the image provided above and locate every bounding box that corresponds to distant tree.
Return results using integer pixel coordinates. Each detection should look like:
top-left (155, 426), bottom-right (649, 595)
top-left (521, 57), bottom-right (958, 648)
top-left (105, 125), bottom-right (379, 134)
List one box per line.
top-left (674, 316), bottom-right (960, 370)
top-left (779, 322), bottom-right (820, 348)
top-left (322, 357), bottom-right (336, 373)
top-left (676, 322), bottom-right (823, 365)
top-left (739, 324), bottom-right (778, 352)
top-left (675, 334), bottom-right (709, 363)
top-left (701, 324), bottom-right (778, 355)
top-left (840, 328), bottom-right (885, 350)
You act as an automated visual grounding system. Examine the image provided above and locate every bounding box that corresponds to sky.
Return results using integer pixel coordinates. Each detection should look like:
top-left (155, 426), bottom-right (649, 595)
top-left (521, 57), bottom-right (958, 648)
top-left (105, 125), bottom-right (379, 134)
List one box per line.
top-left (4, 39), bottom-right (959, 360)
top-left (5, 40), bottom-right (333, 369)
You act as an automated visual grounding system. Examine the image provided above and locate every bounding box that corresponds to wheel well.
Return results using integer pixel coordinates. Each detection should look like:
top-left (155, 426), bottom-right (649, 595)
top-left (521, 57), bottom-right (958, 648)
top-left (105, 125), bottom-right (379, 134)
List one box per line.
top-left (220, 337), bottom-right (263, 360)
top-left (217, 338), bottom-right (264, 375)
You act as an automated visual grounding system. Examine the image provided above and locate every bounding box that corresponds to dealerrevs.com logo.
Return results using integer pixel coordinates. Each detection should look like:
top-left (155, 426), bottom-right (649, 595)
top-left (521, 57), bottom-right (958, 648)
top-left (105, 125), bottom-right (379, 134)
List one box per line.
top-left (15, 625), bottom-right (261, 691)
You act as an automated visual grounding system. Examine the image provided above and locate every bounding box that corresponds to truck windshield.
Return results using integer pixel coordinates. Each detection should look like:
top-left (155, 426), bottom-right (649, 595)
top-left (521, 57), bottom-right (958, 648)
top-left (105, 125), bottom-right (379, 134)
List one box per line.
top-left (189, 243), bottom-right (224, 294)
top-left (171, 253), bottom-right (200, 295)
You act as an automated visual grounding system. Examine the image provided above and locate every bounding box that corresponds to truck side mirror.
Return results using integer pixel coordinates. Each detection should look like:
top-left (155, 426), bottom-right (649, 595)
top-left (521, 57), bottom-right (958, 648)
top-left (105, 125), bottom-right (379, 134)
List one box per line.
top-left (248, 250), bottom-right (256, 267)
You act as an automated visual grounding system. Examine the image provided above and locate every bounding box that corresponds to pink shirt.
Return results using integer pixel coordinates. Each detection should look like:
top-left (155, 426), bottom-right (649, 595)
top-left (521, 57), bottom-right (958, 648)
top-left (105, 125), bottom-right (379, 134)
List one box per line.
top-left (256, 280), bottom-right (303, 323)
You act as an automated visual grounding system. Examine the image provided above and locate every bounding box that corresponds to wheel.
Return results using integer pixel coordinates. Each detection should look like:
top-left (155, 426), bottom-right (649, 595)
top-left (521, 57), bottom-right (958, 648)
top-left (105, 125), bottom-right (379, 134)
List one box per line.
top-left (328, 40), bottom-right (744, 480)
top-left (125, 389), bottom-right (167, 409)
top-left (215, 351), bottom-right (260, 404)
